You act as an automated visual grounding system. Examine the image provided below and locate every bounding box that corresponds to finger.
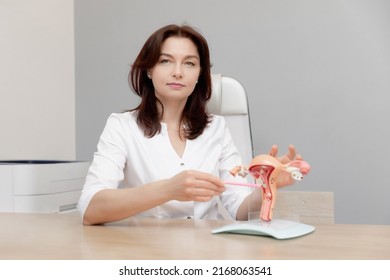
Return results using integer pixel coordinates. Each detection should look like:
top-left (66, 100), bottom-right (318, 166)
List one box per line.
top-left (182, 170), bottom-right (224, 188)
top-left (192, 195), bottom-right (214, 202)
top-left (194, 171), bottom-right (225, 188)
top-left (194, 179), bottom-right (226, 193)
top-left (287, 144), bottom-right (297, 160)
top-left (268, 145), bottom-right (278, 157)
top-left (189, 185), bottom-right (224, 200)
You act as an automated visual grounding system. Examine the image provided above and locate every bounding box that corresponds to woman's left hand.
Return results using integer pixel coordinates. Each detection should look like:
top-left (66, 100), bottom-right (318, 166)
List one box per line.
top-left (268, 144), bottom-right (303, 188)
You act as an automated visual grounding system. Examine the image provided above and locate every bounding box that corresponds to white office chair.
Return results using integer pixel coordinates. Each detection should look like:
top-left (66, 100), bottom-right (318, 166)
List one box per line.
top-left (208, 74), bottom-right (254, 164)
top-left (208, 74), bottom-right (254, 220)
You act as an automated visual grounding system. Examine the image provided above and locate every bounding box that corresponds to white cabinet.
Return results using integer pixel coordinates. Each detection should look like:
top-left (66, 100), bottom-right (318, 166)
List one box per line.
top-left (0, 161), bottom-right (89, 213)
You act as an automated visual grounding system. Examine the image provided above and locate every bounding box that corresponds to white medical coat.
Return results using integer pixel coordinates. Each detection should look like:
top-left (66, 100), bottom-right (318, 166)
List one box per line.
top-left (77, 112), bottom-right (251, 220)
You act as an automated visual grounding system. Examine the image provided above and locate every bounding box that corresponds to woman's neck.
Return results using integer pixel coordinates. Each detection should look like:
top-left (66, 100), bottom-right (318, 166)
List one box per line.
top-left (159, 103), bottom-right (187, 158)
top-left (158, 99), bottom-right (186, 128)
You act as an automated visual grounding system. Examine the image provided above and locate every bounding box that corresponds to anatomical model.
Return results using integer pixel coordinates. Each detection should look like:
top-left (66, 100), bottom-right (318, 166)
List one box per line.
top-left (227, 154), bottom-right (311, 222)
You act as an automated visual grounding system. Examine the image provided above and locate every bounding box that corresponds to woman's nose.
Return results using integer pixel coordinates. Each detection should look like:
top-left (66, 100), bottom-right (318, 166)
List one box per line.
top-left (172, 64), bottom-right (183, 78)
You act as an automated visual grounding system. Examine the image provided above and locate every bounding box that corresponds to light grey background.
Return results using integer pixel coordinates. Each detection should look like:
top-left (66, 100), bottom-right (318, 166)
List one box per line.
top-left (75, 0), bottom-right (390, 225)
top-left (0, 0), bottom-right (75, 160)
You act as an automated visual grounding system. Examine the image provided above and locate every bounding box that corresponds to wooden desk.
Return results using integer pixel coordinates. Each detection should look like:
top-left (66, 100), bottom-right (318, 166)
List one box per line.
top-left (1, 212), bottom-right (389, 260)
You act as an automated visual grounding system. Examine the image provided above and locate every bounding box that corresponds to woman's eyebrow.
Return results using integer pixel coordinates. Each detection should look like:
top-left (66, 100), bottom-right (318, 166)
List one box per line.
top-left (160, 53), bottom-right (199, 60)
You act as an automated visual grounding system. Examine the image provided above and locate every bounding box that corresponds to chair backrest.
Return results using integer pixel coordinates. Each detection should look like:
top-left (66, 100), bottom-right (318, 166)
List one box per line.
top-left (208, 74), bottom-right (254, 164)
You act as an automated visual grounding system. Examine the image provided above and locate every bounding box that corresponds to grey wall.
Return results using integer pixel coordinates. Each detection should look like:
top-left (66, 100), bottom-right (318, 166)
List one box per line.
top-left (75, 0), bottom-right (390, 225)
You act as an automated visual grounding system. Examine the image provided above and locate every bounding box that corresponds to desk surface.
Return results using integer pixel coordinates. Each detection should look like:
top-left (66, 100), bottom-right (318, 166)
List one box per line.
top-left (1, 212), bottom-right (389, 260)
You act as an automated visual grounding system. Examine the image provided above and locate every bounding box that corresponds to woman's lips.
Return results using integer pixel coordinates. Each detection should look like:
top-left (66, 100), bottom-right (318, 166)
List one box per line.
top-left (167, 82), bottom-right (185, 89)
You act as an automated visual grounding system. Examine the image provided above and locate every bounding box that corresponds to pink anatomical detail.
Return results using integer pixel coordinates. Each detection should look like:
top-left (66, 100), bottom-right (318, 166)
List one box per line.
top-left (228, 155), bottom-right (311, 222)
top-left (248, 164), bottom-right (277, 221)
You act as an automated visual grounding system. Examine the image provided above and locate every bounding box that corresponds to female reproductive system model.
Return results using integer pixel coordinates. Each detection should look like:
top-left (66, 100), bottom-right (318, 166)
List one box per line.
top-left (227, 154), bottom-right (311, 222)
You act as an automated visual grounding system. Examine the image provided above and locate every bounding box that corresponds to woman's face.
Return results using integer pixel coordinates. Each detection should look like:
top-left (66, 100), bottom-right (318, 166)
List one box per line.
top-left (149, 36), bottom-right (201, 104)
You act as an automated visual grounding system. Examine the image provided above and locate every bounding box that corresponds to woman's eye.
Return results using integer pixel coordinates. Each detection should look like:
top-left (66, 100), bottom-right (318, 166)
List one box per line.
top-left (185, 61), bottom-right (195, 66)
top-left (160, 59), bottom-right (170, 64)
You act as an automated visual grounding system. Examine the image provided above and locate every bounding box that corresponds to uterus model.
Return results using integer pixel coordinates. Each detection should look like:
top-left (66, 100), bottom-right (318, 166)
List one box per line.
top-left (227, 155), bottom-right (311, 222)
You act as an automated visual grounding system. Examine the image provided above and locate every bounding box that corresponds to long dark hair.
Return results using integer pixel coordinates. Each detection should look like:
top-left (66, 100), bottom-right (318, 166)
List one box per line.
top-left (128, 24), bottom-right (212, 139)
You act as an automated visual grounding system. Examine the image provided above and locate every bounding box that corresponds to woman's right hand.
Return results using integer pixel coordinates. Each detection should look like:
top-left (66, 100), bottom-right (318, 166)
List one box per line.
top-left (83, 170), bottom-right (225, 225)
top-left (166, 170), bottom-right (226, 202)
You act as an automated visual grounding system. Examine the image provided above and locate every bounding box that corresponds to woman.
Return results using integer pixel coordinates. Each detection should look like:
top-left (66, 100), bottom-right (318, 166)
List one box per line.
top-left (78, 24), bottom-right (300, 225)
